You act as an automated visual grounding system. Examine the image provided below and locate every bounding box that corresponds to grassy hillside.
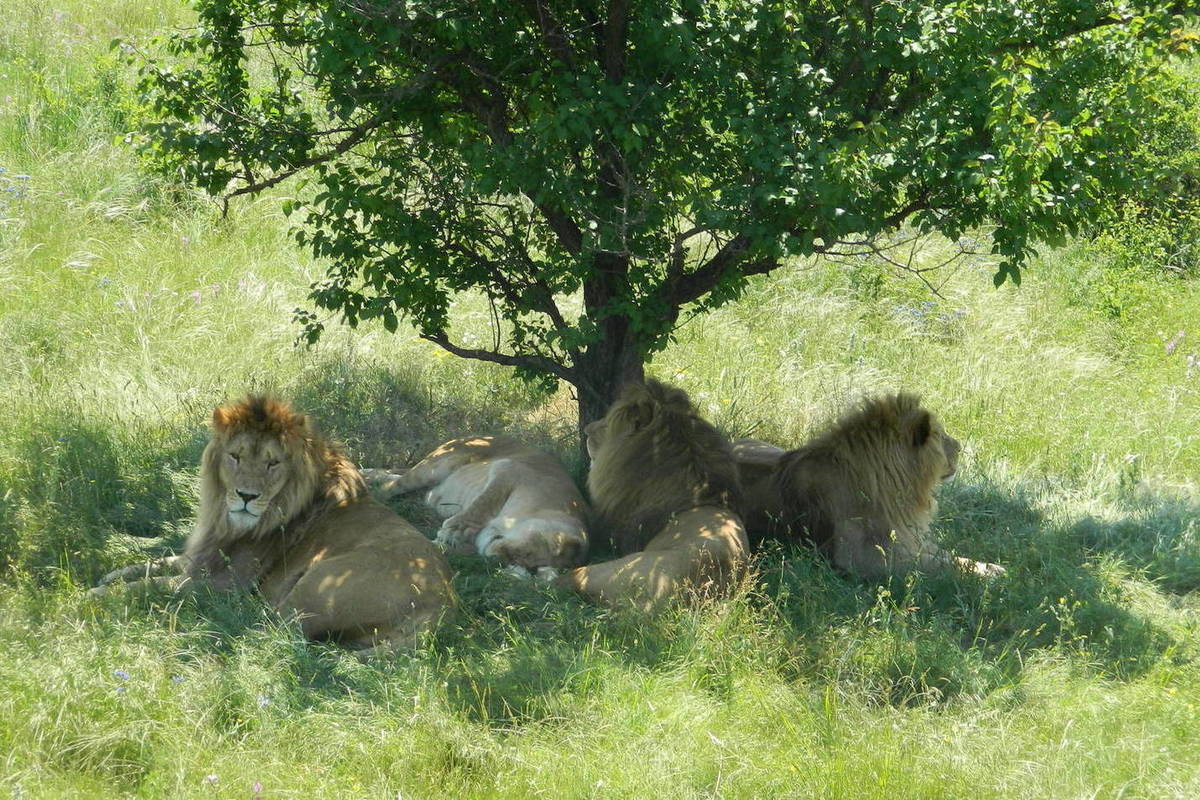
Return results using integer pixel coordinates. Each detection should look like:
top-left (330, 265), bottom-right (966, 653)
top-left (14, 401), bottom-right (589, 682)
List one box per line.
top-left (2, 2), bottom-right (1199, 798)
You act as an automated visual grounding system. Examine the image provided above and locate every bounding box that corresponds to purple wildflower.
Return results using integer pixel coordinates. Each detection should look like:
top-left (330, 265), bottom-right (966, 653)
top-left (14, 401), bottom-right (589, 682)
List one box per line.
top-left (1166, 330), bottom-right (1185, 355)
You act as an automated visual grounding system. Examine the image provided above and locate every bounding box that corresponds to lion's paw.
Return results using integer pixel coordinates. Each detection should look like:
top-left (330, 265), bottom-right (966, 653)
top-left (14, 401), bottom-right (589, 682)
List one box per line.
top-left (534, 566), bottom-right (561, 583)
top-left (503, 564), bottom-right (533, 580)
top-left (974, 561), bottom-right (1006, 579)
top-left (436, 515), bottom-right (482, 553)
top-left (360, 467), bottom-right (409, 496)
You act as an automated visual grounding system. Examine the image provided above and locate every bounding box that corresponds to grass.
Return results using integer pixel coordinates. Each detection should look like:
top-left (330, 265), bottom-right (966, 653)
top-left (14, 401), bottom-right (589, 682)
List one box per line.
top-left (2, 2), bottom-right (1200, 798)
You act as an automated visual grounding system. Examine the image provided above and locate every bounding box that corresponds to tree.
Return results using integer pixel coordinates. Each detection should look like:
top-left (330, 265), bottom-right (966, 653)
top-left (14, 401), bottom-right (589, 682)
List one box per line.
top-left (129, 0), bottom-right (1199, 436)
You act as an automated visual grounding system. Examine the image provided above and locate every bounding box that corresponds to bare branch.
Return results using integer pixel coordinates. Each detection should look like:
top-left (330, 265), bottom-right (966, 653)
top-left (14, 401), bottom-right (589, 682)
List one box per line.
top-left (824, 230), bottom-right (989, 297)
top-left (421, 332), bottom-right (576, 384)
top-left (666, 234), bottom-right (782, 307)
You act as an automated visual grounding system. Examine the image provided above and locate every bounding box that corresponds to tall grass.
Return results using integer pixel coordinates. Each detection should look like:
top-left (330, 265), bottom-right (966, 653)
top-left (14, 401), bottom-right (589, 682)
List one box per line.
top-left (2, 1), bottom-right (1199, 798)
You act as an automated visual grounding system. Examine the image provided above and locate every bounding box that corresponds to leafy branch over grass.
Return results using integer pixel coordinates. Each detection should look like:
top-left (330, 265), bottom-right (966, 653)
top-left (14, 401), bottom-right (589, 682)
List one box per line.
top-left (125, 0), bottom-right (1200, 433)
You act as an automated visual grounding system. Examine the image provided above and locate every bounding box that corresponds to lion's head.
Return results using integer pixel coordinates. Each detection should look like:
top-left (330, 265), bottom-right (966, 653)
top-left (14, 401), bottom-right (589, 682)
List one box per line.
top-left (197, 396), bottom-right (364, 542)
top-left (775, 392), bottom-right (958, 550)
top-left (585, 379), bottom-right (740, 554)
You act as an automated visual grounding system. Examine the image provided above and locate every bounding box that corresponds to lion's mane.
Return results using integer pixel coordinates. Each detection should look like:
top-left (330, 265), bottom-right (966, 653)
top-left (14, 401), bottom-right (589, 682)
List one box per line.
top-left (587, 379), bottom-right (741, 554)
top-left (185, 396), bottom-right (365, 580)
top-left (773, 392), bottom-right (951, 553)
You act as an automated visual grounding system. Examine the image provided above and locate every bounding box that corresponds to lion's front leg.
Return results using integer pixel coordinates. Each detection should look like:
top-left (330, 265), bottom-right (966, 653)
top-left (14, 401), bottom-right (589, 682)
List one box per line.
top-left (89, 556), bottom-right (189, 597)
top-left (93, 555), bottom-right (185, 587)
top-left (434, 460), bottom-right (517, 554)
top-left (360, 467), bottom-right (415, 498)
top-left (952, 555), bottom-right (1006, 578)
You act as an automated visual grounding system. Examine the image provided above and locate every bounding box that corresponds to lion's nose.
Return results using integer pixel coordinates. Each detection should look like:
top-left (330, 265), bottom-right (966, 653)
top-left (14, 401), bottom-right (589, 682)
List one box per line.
top-left (237, 490), bottom-right (260, 504)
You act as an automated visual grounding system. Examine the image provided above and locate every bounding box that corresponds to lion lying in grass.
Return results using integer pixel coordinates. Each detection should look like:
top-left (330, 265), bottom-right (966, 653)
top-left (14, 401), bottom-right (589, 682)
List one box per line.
top-left (363, 435), bottom-right (589, 575)
top-left (554, 379), bottom-right (750, 611)
top-left (93, 395), bottom-right (456, 649)
top-left (734, 393), bottom-right (1004, 579)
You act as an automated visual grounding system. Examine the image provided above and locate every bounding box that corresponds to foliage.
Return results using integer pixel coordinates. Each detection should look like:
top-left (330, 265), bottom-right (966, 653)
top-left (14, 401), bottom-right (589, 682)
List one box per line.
top-left (4, 3), bottom-right (1200, 795)
top-left (123, 0), bottom-right (1200, 417)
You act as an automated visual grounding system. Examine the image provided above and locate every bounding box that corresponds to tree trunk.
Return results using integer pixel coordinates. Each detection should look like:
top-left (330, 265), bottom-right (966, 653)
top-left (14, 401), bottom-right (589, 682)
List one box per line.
top-left (572, 326), bottom-right (645, 464)
top-left (570, 251), bottom-right (646, 462)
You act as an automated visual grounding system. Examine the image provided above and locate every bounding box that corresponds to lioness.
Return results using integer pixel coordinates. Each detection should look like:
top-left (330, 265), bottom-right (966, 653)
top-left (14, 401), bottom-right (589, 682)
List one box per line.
top-left (554, 379), bottom-right (750, 611)
top-left (93, 395), bottom-right (456, 649)
top-left (364, 435), bottom-right (589, 575)
top-left (733, 393), bottom-right (1004, 579)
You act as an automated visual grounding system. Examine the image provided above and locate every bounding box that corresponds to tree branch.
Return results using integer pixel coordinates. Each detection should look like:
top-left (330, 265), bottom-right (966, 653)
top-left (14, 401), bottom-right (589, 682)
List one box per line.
top-left (223, 116), bottom-right (377, 202)
top-left (603, 0), bottom-right (629, 83)
top-left (520, 0), bottom-right (579, 67)
top-left (421, 332), bottom-right (577, 384)
top-left (994, 5), bottom-right (1189, 53)
top-left (220, 64), bottom-right (446, 204)
top-left (449, 57), bottom-right (585, 254)
top-left (666, 235), bottom-right (782, 307)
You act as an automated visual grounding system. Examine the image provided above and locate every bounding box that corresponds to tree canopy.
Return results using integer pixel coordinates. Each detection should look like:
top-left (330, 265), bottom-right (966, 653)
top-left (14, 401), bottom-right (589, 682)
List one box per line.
top-left (129, 0), bottom-right (1200, 428)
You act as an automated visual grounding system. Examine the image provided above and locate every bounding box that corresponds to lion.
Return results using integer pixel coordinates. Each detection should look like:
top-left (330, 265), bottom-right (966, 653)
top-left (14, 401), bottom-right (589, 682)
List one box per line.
top-left (93, 395), bottom-right (456, 649)
top-left (362, 435), bottom-right (589, 575)
top-left (553, 379), bottom-right (750, 612)
top-left (733, 393), bottom-right (1004, 579)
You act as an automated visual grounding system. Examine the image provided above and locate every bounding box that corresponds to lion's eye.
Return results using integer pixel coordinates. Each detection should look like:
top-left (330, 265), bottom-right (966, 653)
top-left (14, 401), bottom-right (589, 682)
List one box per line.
top-left (267, 459), bottom-right (280, 470)
top-left (228, 453), bottom-right (240, 463)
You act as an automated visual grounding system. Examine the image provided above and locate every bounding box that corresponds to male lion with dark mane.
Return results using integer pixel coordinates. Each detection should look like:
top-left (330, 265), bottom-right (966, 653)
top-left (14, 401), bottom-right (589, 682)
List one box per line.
top-left (93, 396), bottom-right (456, 649)
top-left (363, 435), bottom-right (589, 576)
top-left (734, 393), bottom-right (1004, 579)
top-left (554, 379), bottom-right (750, 612)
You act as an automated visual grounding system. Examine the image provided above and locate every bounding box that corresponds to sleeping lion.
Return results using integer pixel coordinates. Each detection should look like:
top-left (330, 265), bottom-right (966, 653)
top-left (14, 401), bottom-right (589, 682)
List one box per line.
top-left (363, 435), bottom-right (589, 575)
top-left (93, 395), bottom-right (456, 649)
top-left (734, 393), bottom-right (1004, 579)
top-left (554, 379), bottom-right (750, 611)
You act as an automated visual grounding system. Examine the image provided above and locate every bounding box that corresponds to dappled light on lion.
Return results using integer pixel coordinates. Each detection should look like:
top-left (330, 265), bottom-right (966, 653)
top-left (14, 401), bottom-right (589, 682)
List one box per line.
top-left (91, 395), bottom-right (456, 652)
top-left (555, 378), bottom-right (750, 612)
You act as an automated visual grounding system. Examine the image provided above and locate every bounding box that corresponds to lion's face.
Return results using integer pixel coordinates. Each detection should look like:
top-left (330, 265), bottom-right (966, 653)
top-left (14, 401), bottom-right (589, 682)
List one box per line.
top-left (583, 419), bottom-right (610, 462)
top-left (912, 409), bottom-right (959, 485)
top-left (940, 431), bottom-right (960, 480)
top-left (216, 430), bottom-right (293, 530)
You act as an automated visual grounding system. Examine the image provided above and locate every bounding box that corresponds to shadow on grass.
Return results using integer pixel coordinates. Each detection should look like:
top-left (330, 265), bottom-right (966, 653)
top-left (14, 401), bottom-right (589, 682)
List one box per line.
top-left (28, 358), bottom-right (1200, 725)
top-left (751, 472), bottom-right (1194, 709)
top-left (1065, 491), bottom-right (1200, 595)
top-left (1, 352), bottom-right (579, 584)
top-left (0, 410), bottom-right (206, 581)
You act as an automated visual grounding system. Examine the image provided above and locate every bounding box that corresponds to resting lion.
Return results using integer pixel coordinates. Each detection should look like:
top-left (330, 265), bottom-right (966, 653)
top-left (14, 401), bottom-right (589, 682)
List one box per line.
top-left (733, 393), bottom-right (1004, 579)
top-left (363, 435), bottom-right (589, 575)
top-left (554, 379), bottom-right (750, 612)
top-left (93, 395), bottom-right (456, 649)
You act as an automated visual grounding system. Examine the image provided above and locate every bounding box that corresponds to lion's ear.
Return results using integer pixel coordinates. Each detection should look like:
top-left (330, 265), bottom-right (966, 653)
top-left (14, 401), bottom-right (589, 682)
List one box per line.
top-left (909, 410), bottom-right (933, 448)
top-left (613, 381), bottom-right (657, 431)
top-left (212, 405), bottom-right (236, 432)
top-left (294, 412), bottom-right (317, 437)
top-left (626, 396), bottom-right (660, 431)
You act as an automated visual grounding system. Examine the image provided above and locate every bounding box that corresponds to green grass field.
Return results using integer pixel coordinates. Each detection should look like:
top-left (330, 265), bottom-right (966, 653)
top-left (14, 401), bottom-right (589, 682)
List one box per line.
top-left (2, 3), bottom-right (1200, 798)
